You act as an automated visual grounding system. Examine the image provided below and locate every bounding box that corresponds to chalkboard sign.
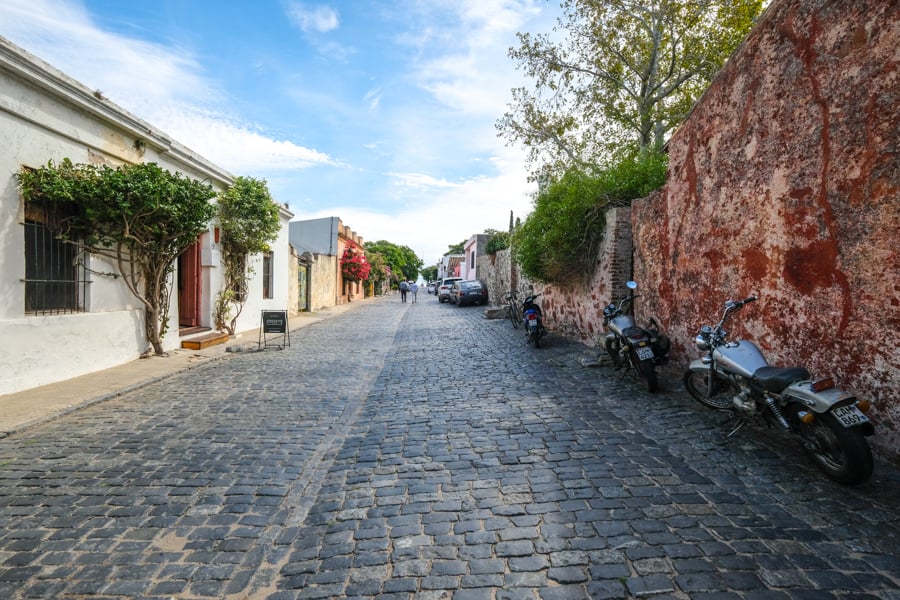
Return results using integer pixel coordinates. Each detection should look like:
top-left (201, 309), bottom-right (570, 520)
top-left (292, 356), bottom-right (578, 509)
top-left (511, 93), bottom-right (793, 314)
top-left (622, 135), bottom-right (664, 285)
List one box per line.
top-left (258, 310), bottom-right (290, 349)
top-left (262, 310), bottom-right (287, 333)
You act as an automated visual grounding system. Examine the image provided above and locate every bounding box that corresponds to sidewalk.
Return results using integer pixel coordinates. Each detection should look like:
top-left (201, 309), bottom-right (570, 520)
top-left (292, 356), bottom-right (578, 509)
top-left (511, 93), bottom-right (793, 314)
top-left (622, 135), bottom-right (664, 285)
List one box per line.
top-left (0, 298), bottom-right (377, 438)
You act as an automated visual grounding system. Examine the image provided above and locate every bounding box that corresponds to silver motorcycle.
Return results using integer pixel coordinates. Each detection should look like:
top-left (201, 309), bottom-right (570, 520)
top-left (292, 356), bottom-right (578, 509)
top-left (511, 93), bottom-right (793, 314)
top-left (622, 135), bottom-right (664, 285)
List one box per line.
top-left (603, 281), bottom-right (670, 392)
top-left (684, 295), bottom-right (876, 485)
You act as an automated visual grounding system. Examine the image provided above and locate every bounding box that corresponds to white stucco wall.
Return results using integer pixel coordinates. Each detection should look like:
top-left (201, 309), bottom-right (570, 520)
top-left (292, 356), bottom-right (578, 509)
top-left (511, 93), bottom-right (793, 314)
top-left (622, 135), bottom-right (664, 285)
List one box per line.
top-left (0, 37), bottom-right (294, 395)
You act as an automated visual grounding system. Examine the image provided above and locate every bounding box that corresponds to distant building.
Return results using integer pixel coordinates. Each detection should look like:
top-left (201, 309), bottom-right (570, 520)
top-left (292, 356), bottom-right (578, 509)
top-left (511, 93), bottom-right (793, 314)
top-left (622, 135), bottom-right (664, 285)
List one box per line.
top-left (462, 234), bottom-right (492, 281)
top-left (289, 216), bottom-right (365, 309)
top-left (438, 255), bottom-right (464, 279)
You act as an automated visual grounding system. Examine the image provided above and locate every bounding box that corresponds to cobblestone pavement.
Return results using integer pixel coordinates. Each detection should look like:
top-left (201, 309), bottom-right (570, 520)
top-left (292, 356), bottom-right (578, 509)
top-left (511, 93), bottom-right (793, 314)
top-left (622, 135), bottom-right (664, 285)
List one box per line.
top-left (1, 295), bottom-right (898, 599)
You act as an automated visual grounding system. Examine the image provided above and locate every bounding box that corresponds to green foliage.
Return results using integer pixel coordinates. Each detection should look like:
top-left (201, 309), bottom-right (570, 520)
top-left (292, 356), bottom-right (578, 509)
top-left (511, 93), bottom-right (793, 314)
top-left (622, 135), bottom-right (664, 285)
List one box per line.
top-left (421, 265), bottom-right (438, 282)
top-left (365, 251), bottom-right (390, 283)
top-left (364, 240), bottom-right (423, 281)
top-left (498, 0), bottom-right (763, 175)
top-left (445, 240), bottom-right (466, 256)
top-left (218, 177), bottom-right (281, 255)
top-left (514, 150), bottom-right (667, 284)
top-left (485, 231), bottom-right (511, 255)
top-left (216, 176), bottom-right (281, 334)
top-left (17, 159), bottom-right (217, 354)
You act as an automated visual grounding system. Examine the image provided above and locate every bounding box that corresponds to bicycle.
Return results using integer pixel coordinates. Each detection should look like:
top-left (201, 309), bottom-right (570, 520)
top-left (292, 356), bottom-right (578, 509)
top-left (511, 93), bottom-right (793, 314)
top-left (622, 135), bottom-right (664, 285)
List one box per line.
top-left (504, 292), bottom-right (521, 329)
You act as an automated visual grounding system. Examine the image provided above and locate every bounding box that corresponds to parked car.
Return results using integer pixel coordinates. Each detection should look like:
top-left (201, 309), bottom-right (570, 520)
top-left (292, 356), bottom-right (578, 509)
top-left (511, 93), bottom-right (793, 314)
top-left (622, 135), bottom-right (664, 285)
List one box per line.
top-left (426, 281), bottom-right (438, 294)
top-left (437, 277), bottom-right (463, 302)
top-left (449, 280), bottom-right (489, 306)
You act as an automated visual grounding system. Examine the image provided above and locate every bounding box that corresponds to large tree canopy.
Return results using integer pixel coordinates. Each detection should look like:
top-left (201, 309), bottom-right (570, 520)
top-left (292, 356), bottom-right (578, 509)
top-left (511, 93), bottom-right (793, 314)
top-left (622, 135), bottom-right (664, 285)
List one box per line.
top-left (498, 0), bottom-right (763, 175)
top-left (364, 240), bottom-right (423, 282)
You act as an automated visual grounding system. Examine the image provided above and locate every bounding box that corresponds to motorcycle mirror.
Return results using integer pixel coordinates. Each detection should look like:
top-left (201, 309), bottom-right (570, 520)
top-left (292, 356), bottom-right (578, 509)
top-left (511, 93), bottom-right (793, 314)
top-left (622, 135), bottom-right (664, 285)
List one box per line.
top-left (626, 281), bottom-right (638, 290)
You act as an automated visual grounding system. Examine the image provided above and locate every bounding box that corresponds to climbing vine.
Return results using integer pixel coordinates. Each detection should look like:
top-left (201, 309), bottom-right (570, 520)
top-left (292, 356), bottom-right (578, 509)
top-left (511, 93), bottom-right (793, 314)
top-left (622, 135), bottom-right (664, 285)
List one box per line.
top-left (17, 159), bottom-right (216, 354)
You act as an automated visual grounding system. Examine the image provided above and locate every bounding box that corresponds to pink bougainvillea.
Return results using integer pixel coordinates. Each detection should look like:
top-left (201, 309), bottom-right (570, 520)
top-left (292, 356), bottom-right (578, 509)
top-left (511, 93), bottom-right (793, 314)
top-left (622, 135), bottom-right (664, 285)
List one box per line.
top-left (340, 243), bottom-right (371, 282)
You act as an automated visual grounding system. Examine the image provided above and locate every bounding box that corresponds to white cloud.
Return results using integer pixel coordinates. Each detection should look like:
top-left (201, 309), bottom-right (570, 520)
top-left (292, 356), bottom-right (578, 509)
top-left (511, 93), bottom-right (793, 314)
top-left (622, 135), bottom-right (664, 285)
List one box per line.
top-left (297, 155), bottom-right (536, 266)
top-left (1, 0), bottom-right (560, 265)
top-left (387, 172), bottom-right (462, 190)
top-left (0, 0), bottom-right (333, 175)
top-left (285, 3), bottom-right (340, 33)
top-left (364, 88), bottom-right (383, 112)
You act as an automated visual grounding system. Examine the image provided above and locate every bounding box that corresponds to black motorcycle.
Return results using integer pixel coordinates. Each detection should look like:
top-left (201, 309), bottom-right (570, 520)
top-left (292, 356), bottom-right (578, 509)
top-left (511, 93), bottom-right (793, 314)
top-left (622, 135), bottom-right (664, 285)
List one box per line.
top-left (522, 292), bottom-right (546, 347)
top-left (602, 281), bottom-right (669, 392)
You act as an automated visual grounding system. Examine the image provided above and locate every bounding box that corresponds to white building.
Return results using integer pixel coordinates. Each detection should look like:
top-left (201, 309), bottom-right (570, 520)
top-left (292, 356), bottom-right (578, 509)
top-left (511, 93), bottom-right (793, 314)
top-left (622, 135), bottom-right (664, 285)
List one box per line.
top-left (0, 37), bottom-right (293, 395)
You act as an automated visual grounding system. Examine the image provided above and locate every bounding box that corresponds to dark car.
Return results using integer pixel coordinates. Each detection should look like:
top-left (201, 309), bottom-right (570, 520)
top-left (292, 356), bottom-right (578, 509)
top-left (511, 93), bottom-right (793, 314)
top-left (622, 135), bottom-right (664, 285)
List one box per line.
top-left (449, 280), bottom-right (489, 306)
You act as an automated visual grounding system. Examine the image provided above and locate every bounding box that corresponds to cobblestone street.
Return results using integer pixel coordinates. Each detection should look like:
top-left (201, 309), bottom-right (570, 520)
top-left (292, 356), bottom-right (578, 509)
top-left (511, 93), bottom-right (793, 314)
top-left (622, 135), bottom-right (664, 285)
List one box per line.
top-left (0, 295), bottom-right (898, 599)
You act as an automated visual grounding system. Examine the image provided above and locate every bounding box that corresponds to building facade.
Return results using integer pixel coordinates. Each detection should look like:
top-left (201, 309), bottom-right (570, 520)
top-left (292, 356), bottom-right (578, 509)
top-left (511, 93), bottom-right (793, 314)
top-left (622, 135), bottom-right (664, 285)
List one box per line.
top-left (289, 216), bottom-right (366, 310)
top-left (0, 37), bottom-right (293, 395)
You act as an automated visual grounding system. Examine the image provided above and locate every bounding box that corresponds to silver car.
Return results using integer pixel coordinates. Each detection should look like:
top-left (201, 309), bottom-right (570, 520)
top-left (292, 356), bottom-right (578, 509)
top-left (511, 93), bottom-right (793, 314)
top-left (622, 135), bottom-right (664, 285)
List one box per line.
top-left (437, 277), bottom-right (462, 303)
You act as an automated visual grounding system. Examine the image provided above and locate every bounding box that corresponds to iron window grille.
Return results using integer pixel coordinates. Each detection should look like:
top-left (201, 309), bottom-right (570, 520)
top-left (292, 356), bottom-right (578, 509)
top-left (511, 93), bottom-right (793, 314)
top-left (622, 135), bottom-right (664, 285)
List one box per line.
top-left (23, 198), bottom-right (89, 315)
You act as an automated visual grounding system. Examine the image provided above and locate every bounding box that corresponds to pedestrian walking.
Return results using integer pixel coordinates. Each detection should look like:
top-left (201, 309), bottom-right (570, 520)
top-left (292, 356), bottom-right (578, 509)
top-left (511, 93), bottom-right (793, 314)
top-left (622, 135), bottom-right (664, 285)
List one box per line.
top-left (409, 281), bottom-right (418, 303)
top-left (399, 279), bottom-right (409, 302)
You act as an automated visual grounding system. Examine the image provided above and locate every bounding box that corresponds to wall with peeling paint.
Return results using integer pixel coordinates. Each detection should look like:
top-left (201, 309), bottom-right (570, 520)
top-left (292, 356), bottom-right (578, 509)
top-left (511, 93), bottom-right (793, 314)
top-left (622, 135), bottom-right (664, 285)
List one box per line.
top-left (632, 0), bottom-right (899, 460)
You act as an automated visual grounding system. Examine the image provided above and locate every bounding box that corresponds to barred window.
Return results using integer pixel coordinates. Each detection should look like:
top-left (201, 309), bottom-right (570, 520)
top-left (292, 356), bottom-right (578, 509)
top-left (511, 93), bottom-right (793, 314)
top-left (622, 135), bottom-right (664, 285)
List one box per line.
top-left (23, 198), bottom-right (89, 315)
top-left (262, 252), bottom-right (273, 299)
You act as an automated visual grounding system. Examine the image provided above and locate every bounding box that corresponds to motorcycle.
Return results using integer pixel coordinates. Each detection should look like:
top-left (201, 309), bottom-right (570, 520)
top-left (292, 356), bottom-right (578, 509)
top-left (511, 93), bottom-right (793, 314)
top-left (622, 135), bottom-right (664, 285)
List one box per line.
top-left (602, 281), bottom-right (670, 392)
top-left (522, 292), bottom-right (546, 347)
top-left (684, 295), bottom-right (875, 485)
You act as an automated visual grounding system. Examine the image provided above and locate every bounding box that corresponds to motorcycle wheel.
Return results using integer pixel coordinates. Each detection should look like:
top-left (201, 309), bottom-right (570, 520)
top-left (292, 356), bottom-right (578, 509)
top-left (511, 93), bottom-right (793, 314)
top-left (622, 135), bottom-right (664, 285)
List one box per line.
top-left (635, 356), bottom-right (658, 392)
top-left (801, 413), bottom-right (873, 485)
top-left (534, 330), bottom-right (541, 348)
top-left (605, 338), bottom-right (623, 368)
top-left (683, 370), bottom-right (736, 410)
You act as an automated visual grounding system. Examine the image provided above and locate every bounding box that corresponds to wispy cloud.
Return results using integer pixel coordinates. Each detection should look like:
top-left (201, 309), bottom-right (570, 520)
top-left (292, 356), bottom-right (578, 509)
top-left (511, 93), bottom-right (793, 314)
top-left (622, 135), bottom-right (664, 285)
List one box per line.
top-left (387, 172), bottom-right (464, 190)
top-left (0, 0), bottom-right (334, 175)
top-left (284, 2), bottom-right (340, 33)
top-left (0, 0), bottom-right (558, 264)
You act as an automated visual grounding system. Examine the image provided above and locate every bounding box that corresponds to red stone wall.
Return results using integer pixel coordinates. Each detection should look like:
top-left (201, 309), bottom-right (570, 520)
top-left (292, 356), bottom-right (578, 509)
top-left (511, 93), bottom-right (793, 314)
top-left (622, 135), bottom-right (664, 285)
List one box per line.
top-left (632, 0), bottom-right (899, 460)
top-left (540, 207), bottom-right (634, 343)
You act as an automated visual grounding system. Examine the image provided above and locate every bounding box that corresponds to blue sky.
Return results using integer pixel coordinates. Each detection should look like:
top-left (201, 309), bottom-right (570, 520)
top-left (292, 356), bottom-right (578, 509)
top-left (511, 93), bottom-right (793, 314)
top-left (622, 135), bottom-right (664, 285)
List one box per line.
top-left (1, 0), bottom-right (560, 266)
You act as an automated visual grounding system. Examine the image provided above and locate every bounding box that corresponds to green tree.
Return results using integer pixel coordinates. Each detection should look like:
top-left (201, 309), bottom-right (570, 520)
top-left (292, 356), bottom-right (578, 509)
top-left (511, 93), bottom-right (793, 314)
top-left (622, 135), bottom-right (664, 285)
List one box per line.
top-left (364, 240), bottom-right (423, 282)
top-left (215, 176), bottom-right (282, 335)
top-left (485, 231), bottom-right (511, 255)
top-left (364, 251), bottom-right (390, 292)
top-left (445, 240), bottom-right (466, 255)
top-left (17, 160), bottom-right (217, 354)
top-left (421, 266), bottom-right (438, 282)
top-left (514, 150), bottom-right (667, 284)
top-left (498, 0), bottom-right (762, 174)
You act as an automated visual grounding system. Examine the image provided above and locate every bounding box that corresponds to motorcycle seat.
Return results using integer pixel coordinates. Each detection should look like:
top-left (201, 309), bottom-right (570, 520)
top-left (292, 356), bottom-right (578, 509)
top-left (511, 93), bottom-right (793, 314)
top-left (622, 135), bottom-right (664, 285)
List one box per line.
top-left (622, 326), bottom-right (649, 341)
top-left (754, 366), bottom-right (811, 392)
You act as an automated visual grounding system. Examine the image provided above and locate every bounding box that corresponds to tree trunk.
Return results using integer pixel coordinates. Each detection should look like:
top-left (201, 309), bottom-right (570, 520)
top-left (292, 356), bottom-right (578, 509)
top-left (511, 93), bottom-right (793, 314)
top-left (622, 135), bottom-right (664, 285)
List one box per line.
top-left (145, 306), bottom-right (164, 355)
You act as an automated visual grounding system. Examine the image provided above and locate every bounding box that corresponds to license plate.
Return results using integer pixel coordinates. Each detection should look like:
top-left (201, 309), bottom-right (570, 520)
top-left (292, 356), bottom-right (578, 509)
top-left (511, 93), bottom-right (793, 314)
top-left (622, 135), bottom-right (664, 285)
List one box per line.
top-left (636, 346), bottom-right (654, 360)
top-left (831, 405), bottom-right (869, 427)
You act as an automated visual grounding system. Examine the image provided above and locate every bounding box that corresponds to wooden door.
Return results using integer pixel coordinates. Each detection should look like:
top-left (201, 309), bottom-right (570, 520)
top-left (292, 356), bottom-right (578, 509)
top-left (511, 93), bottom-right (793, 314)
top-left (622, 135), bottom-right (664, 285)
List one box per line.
top-left (178, 241), bottom-right (201, 328)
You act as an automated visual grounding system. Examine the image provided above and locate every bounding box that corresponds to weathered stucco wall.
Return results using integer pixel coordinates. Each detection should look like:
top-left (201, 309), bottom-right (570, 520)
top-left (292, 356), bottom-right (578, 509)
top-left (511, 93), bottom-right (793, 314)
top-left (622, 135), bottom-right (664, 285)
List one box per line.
top-left (632, 0), bottom-right (899, 459)
top-left (539, 207), bottom-right (634, 344)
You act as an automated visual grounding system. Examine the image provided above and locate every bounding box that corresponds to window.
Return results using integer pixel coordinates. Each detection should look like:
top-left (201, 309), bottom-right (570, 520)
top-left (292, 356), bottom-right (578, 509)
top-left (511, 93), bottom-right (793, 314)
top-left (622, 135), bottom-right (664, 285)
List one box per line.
top-left (470, 250), bottom-right (475, 270)
top-left (23, 197), bottom-right (88, 315)
top-left (262, 252), bottom-right (273, 299)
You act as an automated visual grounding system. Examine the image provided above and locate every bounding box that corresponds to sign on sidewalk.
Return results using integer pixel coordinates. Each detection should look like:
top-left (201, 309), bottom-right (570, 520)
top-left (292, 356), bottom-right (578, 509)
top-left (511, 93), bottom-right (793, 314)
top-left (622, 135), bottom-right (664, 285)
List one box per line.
top-left (258, 310), bottom-right (290, 349)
